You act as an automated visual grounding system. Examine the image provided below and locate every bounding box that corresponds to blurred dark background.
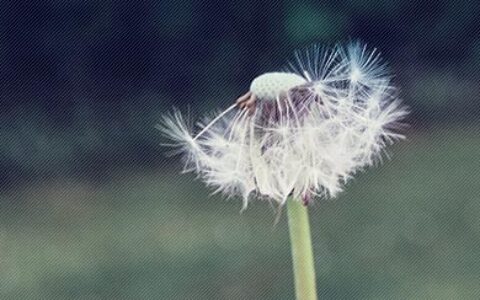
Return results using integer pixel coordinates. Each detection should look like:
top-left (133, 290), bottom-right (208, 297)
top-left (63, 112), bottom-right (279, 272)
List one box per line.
top-left (0, 1), bottom-right (479, 299)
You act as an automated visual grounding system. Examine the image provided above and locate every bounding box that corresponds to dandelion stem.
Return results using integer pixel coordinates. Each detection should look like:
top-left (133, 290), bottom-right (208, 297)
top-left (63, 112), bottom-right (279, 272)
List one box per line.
top-left (287, 197), bottom-right (317, 300)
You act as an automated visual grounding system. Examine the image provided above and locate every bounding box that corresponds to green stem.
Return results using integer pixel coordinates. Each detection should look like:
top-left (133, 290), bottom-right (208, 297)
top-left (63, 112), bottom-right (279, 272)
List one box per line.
top-left (287, 197), bottom-right (318, 300)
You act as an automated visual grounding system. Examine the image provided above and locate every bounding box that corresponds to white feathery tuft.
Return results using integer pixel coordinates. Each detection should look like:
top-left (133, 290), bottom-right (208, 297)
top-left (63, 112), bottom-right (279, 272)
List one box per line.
top-left (158, 42), bottom-right (408, 207)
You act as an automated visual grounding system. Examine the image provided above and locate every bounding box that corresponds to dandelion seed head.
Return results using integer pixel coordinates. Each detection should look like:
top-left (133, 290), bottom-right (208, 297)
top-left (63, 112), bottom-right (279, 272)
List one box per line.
top-left (159, 42), bottom-right (408, 207)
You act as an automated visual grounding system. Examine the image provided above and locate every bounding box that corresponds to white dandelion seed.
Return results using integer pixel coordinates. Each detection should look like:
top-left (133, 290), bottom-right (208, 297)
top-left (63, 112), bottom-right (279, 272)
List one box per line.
top-left (158, 42), bottom-right (408, 208)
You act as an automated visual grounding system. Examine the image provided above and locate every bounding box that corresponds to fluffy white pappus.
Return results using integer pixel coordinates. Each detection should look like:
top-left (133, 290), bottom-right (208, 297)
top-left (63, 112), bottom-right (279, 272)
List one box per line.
top-left (158, 42), bottom-right (408, 208)
top-left (156, 109), bottom-right (201, 168)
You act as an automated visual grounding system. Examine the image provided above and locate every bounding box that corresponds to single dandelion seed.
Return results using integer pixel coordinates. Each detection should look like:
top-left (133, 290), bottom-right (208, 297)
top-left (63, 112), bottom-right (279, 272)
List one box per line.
top-left (158, 42), bottom-right (408, 300)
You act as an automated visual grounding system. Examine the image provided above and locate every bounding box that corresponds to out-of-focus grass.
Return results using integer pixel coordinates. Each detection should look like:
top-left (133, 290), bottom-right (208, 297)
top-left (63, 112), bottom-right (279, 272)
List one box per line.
top-left (1, 125), bottom-right (480, 299)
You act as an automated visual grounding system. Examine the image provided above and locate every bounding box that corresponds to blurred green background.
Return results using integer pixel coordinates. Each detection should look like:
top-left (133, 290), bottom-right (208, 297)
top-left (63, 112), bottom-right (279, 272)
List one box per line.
top-left (1, 1), bottom-right (480, 299)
